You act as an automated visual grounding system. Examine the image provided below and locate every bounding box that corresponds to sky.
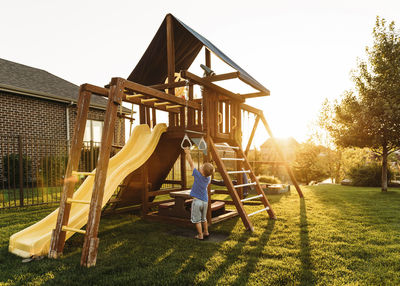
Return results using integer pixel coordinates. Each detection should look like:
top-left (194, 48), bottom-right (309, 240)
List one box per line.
top-left (1, 0), bottom-right (400, 147)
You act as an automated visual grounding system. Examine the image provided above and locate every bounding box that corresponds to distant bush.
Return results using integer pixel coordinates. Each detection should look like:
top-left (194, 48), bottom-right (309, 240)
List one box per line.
top-left (348, 163), bottom-right (391, 187)
top-left (2, 154), bottom-right (33, 187)
top-left (258, 175), bottom-right (281, 184)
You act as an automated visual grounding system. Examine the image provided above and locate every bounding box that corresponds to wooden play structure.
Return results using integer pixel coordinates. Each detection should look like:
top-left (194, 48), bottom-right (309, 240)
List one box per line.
top-left (44, 14), bottom-right (303, 267)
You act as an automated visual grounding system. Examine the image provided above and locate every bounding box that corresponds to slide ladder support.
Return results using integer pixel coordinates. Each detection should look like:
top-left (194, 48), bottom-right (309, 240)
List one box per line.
top-left (49, 78), bottom-right (124, 268)
top-left (48, 87), bottom-right (92, 259)
top-left (81, 78), bottom-right (124, 267)
top-left (209, 138), bottom-right (276, 232)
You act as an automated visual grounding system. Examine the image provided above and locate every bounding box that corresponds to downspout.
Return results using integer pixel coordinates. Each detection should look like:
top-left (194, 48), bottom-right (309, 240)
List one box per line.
top-left (66, 101), bottom-right (74, 150)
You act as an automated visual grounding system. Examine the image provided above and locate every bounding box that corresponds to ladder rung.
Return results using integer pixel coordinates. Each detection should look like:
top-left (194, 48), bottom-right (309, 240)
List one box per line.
top-left (141, 98), bottom-right (158, 103)
top-left (166, 104), bottom-right (182, 109)
top-left (67, 198), bottom-right (91, 204)
top-left (154, 101), bottom-right (170, 106)
top-left (62, 226), bottom-right (86, 234)
top-left (214, 144), bottom-right (239, 149)
top-left (126, 94), bottom-right (144, 99)
top-left (221, 158), bottom-right (244, 161)
top-left (72, 171), bottom-right (95, 176)
top-left (248, 207), bottom-right (270, 217)
top-left (234, 182), bottom-right (257, 188)
top-left (227, 170), bottom-right (250, 174)
top-left (240, 194), bottom-right (263, 202)
top-left (112, 144), bottom-right (124, 149)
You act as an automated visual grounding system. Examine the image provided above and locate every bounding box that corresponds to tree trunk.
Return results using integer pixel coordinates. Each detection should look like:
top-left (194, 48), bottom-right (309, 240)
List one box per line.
top-left (381, 144), bottom-right (388, 192)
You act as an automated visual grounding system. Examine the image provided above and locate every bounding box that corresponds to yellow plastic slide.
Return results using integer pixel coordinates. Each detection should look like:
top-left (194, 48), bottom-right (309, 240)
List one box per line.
top-left (9, 123), bottom-right (167, 258)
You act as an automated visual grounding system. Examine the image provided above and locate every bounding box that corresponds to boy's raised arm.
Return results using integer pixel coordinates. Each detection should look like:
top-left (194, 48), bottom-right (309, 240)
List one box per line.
top-left (184, 147), bottom-right (194, 170)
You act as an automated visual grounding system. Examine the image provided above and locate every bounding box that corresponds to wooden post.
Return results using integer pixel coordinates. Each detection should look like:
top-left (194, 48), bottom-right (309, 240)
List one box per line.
top-left (188, 85), bottom-right (194, 127)
top-left (139, 105), bottom-right (146, 124)
top-left (245, 115), bottom-right (260, 156)
top-left (166, 14), bottom-right (176, 128)
top-left (205, 48), bottom-right (211, 69)
top-left (152, 108), bottom-right (157, 127)
top-left (80, 79), bottom-right (123, 267)
top-left (259, 114), bottom-right (304, 198)
top-left (49, 88), bottom-right (91, 259)
top-left (180, 152), bottom-right (187, 189)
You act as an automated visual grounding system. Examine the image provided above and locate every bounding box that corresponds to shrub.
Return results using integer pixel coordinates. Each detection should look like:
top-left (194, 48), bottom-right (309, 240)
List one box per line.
top-left (2, 154), bottom-right (33, 187)
top-left (258, 175), bottom-right (281, 184)
top-left (348, 163), bottom-right (391, 187)
top-left (38, 155), bottom-right (68, 187)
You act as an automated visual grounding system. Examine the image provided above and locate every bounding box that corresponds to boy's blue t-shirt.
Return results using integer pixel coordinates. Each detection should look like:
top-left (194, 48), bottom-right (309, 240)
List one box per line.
top-left (190, 168), bottom-right (210, 202)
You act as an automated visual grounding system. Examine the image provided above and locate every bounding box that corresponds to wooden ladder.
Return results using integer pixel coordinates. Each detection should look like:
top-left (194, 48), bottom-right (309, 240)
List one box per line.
top-left (48, 79), bottom-right (123, 267)
top-left (209, 138), bottom-right (276, 231)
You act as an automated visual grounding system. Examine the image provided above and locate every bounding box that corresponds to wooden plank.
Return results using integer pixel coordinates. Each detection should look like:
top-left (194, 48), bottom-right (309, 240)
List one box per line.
top-left (212, 189), bottom-right (230, 195)
top-left (167, 14), bottom-right (176, 128)
top-left (81, 84), bottom-right (109, 96)
top-left (205, 48), bottom-right (211, 68)
top-left (121, 79), bottom-right (200, 110)
top-left (209, 138), bottom-right (253, 231)
top-left (205, 72), bottom-right (240, 82)
top-left (139, 105), bottom-right (146, 124)
top-left (240, 91), bottom-right (269, 98)
top-left (48, 88), bottom-right (91, 259)
top-left (149, 188), bottom-right (182, 197)
top-left (245, 115), bottom-right (260, 156)
top-left (180, 153), bottom-right (187, 189)
top-left (126, 95), bottom-right (179, 114)
top-left (152, 108), bottom-right (156, 126)
top-left (240, 103), bottom-right (262, 115)
top-left (80, 79), bottom-right (123, 267)
top-left (167, 14), bottom-right (175, 96)
top-left (180, 71), bottom-right (244, 102)
top-left (150, 80), bottom-right (187, 90)
top-left (187, 85), bottom-right (195, 127)
top-left (225, 101), bottom-right (230, 133)
top-left (259, 114), bottom-right (304, 198)
top-left (211, 210), bottom-right (238, 224)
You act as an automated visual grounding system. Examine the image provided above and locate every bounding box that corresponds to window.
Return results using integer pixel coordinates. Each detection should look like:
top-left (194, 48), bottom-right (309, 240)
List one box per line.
top-left (83, 120), bottom-right (104, 142)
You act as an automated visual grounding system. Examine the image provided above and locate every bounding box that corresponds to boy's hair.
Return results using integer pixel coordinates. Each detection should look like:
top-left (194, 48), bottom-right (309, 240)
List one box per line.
top-left (202, 162), bottom-right (214, 177)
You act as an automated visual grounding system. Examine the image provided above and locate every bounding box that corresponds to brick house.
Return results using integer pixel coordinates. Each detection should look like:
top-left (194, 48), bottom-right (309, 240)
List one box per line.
top-left (0, 58), bottom-right (128, 143)
top-left (0, 58), bottom-right (130, 194)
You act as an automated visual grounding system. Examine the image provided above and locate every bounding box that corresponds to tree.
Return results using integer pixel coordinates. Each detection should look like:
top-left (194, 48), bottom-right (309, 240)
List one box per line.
top-left (321, 17), bottom-right (400, 192)
top-left (292, 142), bottom-right (330, 185)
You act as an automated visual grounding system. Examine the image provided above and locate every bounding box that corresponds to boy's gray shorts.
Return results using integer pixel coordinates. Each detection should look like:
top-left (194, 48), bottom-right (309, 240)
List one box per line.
top-left (191, 198), bottom-right (208, 223)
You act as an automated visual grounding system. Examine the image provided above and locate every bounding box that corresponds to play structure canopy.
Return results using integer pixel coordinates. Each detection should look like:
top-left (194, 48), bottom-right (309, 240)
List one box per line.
top-left (128, 14), bottom-right (270, 95)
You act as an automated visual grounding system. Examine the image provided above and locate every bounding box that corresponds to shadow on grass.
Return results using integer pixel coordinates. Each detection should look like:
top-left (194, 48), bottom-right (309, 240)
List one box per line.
top-left (231, 219), bottom-right (275, 285)
top-left (300, 198), bottom-right (314, 286)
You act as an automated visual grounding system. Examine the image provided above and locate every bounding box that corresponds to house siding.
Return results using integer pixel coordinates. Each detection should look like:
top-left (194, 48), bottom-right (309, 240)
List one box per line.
top-left (0, 91), bottom-right (125, 143)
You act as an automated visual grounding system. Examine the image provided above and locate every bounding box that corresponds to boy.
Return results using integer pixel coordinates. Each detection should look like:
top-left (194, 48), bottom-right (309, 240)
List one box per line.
top-left (184, 147), bottom-right (214, 240)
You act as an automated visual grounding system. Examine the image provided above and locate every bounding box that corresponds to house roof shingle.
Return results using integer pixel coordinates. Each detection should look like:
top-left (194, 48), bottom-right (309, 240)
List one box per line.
top-left (0, 58), bottom-right (130, 113)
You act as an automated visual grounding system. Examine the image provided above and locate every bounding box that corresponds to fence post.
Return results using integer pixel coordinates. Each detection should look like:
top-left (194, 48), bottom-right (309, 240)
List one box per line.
top-left (18, 135), bottom-right (24, 207)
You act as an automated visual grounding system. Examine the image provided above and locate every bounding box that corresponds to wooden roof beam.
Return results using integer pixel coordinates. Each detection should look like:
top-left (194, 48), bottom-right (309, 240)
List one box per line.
top-left (240, 91), bottom-right (269, 98)
top-left (109, 77), bottom-right (201, 110)
top-left (204, 72), bottom-right (240, 82)
top-left (180, 70), bottom-right (244, 102)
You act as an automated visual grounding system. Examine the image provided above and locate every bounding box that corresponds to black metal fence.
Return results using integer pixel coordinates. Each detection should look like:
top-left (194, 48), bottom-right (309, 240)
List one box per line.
top-left (0, 135), bottom-right (204, 209)
top-left (0, 135), bottom-right (101, 209)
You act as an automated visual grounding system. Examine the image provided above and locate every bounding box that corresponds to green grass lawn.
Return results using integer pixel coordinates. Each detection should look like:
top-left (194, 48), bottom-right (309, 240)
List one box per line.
top-left (2, 185), bottom-right (400, 285)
